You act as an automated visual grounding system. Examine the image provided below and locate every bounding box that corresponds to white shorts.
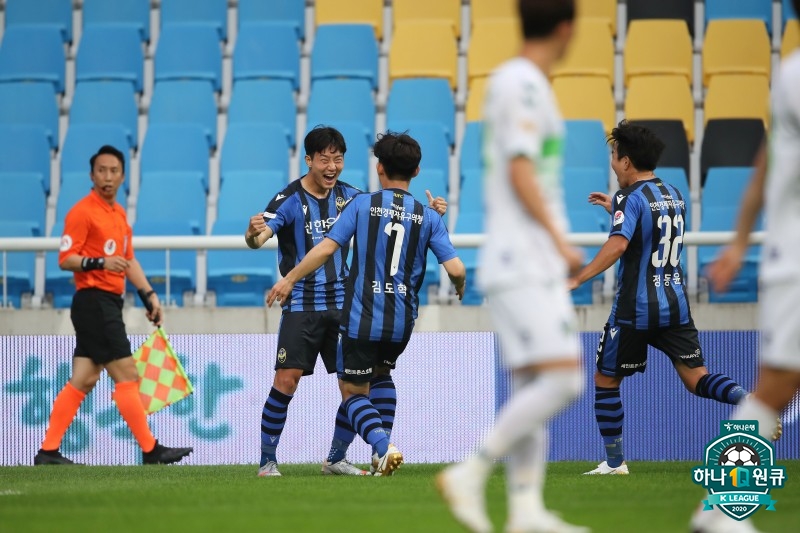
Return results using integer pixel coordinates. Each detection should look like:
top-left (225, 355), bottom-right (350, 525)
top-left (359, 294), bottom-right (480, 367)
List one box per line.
top-left (759, 280), bottom-right (800, 370)
top-left (485, 282), bottom-right (581, 369)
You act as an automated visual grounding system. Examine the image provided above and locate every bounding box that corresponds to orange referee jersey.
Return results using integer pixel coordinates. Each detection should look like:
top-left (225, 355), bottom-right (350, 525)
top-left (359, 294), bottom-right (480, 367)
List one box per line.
top-left (58, 189), bottom-right (134, 295)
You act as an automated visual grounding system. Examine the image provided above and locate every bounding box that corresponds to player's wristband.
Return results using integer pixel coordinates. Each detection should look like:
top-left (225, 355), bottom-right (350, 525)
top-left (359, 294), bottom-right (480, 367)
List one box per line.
top-left (81, 257), bottom-right (105, 271)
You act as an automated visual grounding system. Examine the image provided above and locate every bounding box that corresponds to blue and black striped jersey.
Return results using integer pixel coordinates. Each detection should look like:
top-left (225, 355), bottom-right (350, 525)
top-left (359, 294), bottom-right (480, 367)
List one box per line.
top-left (608, 178), bottom-right (691, 329)
top-left (264, 179), bottom-right (362, 311)
top-left (325, 188), bottom-right (458, 342)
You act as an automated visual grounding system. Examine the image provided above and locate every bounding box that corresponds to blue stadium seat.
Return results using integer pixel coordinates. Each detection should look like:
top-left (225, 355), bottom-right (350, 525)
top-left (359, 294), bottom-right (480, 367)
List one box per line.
top-left (238, 0), bottom-right (306, 39)
top-left (387, 120), bottom-right (450, 191)
top-left (307, 79), bottom-right (375, 144)
top-left (61, 124), bottom-right (130, 190)
top-left (460, 121), bottom-right (483, 174)
top-left (297, 121), bottom-right (370, 191)
top-left (44, 221), bottom-right (75, 308)
top-left (786, 0), bottom-right (799, 28)
top-left (149, 80), bottom-right (218, 148)
top-left (140, 124), bottom-right (210, 190)
top-left (160, 0), bottom-right (228, 41)
top-left (76, 25), bottom-right (143, 93)
top-left (221, 123), bottom-right (290, 189)
top-left (0, 125), bottom-right (51, 194)
top-left (657, 167), bottom-right (692, 230)
top-left (311, 24), bottom-right (379, 89)
top-left (459, 169), bottom-right (484, 220)
top-left (0, 26), bottom-right (65, 93)
top-left (228, 80), bottom-right (297, 147)
top-left (706, 0), bottom-right (773, 34)
top-left (217, 173), bottom-right (285, 222)
top-left (0, 173), bottom-right (47, 236)
top-left (563, 167), bottom-right (608, 218)
top-left (387, 78), bottom-right (455, 145)
top-left (0, 221), bottom-right (38, 309)
top-left (568, 210), bottom-right (607, 305)
top-left (155, 24), bottom-right (222, 91)
top-left (452, 213), bottom-right (482, 305)
top-left (207, 219), bottom-right (277, 307)
top-left (233, 22), bottom-right (300, 91)
top-left (5, 0), bottom-right (73, 42)
top-left (83, 0), bottom-right (151, 42)
top-left (564, 120), bottom-right (608, 171)
top-left (699, 167), bottom-right (759, 302)
top-left (70, 81), bottom-right (138, 149)
top-left (0, 81), bottom-right (59, 148)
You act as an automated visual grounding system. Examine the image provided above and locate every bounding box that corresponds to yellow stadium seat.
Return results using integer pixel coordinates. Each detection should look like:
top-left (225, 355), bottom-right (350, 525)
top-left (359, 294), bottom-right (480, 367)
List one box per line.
top-left (466, 76), bottom-right (488, 122)
top-left (624, 19), bottom-right (693, 86)
top-left (390, 21), bottom-right (458, 88)
top-left (394, 0), bottom-right (461, 38)
top-left (576, 0), bottom-right (617, 35)
top-left (552, 76), bottom-right (616, 133)
top-left (782, 20), bottom-right (800, 58)
top-left (703, 20), bottom-right (771, 86)
top-left (316, 0), bottom-right (384, 39)
top-left (625, 75), bottom-right (695, 142)
top-left (704, 74), bottom-right (770, 127)
top-left (468, 18), bottom-right (520, 83)
top-left (552, 18), bottom-right (614, 84)
top-left (471, 0), bottom-right (516, 26)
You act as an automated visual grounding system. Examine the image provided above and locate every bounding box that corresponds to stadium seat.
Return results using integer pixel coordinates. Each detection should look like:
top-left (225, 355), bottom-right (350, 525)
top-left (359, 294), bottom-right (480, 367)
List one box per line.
top-left (468, 18), bottom-right (521, 85)
top-left (387, 121), bottom-right (449, 197)
top-left (137, 173), bottom-right (207, 232)
top-left (296, 121), bottom-right (370, 191)
top-left (576, 0), bottom-right (617, 35)
top-left (240, 0), bottom-right (306, 39)
top-left (70, 81), bottom-right (138, 149)
top-left (149, 80), bottom-right (218, 149)
top-left (624, 75), bottom-right (695, 143)
top-left (44, 221), bottom-right (74, 308)
top-left (311, 24), bottom-right (378, 90)
top-left (0, 125), bottom-right (51, 195)
top-left (624, 20), bottom-right (693, 86)
top-left (221, 123), bottom-right (290, 192)
top-left (699, 167), bottom-right (760, 302)
top-left (563, 167), bottom-right (608, 218)
top-left (704, 74), bottom-right (770, 127)
top-left (471, 0), bottom-right (515, 26)
top-left (76, 25), bottom-right (144, 93)
top-left (452, 212), bottom-right (482, 305)
top-left (631, 120), bottom-right (690, 180)
top-left (160, 0), bottom-right (228, 41)
top-left (0, 26), bottom-right (65, 93)
top-left (655, 167), bottom-right (692, 230)
top-left (460, 121), bottom-right (483, 175)
top-left (155, 24), bottom-right (222, 91)
top-left (459, 169), bottom-right (483, 221)
top-left (626, 0), bottom-right (694, 36)
top-left (564, 120), bottom-right (608, 171)
top-left (782, 20), bottom-right (800, 58)
top-left (140, 124), bottom-right (210, 190)
top-left (700, 119), bottom-right (765, 187)
top-left (703, 20), bottom-right (771, 86)
top-left (83, 0), bottom-right (151, 42)
top-left (0, 81), bottom-right (59, 149)
top-left (0, 173), bottom-right (47, 237)
top-left (306, 79), bottom-right (375, 145)
top-left (387, 78), bottom-right (455, 145)
top-left (5, 0), bottom-right (73, 43)
top-left (0, 222), bottom-right (38, 309)
top-left (465, 76), bottom-right (488, 122)
top-left (207, 219), bottom-right (277, 307)
top-left (61, 124), bottom-right (130, 191)
top-left (233, 22), bottom-right (300, 91)
top-left (228, 80), bottom-right (296, 147)
top-left (568, 209), bottom-right (607, 305)
top-left (705, 0), bottom-right (773, 35)
top-left (785, 0), bottom-right (800, 28)
top-left (390, 21), bottom-right (458, 89)
top-left (553, 76), bottom-right (616, 133)
top-left (552, 18), bottom-right (614, 84)
top-left (315, 0), bottom-right (383, 39)
top-left (216, 174), bottom-right (286, 222)
top-left (394, 0), bottom-right (461, 37)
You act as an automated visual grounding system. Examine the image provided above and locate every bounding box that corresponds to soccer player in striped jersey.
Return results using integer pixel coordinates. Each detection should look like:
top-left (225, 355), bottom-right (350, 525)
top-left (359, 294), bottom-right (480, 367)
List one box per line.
top-left (266, 131), bottom-right (466, 477)
top-left (570, 120), bottom-right (751, 476)
top-left (246, 127), bottom-right (447, 477)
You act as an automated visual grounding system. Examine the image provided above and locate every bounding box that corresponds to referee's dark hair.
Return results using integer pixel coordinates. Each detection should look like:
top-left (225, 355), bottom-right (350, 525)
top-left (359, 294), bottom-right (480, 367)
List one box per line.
top-left (373, 131), bottom-right (421, 181)
top-left (608, 120), bottom-right (666, 172)
top-left (304, 125), bottom-right (347, 158)
top-left (89, 145), bottom-right (126, 174)
top-left (518, 0), bottom-right (575, 39)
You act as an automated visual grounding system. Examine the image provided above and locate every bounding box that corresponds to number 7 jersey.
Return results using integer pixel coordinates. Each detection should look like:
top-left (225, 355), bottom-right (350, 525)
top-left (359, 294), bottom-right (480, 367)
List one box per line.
top-left (609, 178), bottom-right (691, 329)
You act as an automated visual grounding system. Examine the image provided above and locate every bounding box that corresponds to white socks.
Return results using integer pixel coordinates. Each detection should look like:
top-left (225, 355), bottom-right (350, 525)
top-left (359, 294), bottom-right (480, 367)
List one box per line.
top-left (732, 395), bottom-right (779, 441)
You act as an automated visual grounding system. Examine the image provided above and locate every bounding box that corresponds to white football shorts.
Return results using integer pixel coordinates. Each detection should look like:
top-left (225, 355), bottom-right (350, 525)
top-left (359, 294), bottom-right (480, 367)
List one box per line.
top-left (759, 279), bottom-right (800, 370)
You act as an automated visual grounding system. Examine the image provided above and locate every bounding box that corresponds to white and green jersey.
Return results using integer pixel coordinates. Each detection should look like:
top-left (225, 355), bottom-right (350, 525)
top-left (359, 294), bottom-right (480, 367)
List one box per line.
top-left (477, 57), bottom-right (569, 291)
top-left (762, 49), bottom-right (800, 284)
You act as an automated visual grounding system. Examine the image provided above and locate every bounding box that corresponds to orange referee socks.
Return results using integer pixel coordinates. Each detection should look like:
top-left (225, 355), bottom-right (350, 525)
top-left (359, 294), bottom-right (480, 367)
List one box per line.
top-left (41, 382), bottom-right (86, 451)
top-left (112, 381), bottom-right (157, 453)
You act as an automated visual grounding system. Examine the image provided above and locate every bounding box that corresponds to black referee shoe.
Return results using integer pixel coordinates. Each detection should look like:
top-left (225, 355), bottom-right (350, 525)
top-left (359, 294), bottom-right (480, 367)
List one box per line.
top-left (34, 449), bottom-right (81, 465)
top-left (142, 440), bottom-right (193, 465)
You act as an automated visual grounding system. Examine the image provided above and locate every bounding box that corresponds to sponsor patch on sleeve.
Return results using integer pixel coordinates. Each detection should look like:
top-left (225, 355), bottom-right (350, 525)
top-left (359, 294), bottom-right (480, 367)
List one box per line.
top-left (613, 210), bottom-right (625, 226)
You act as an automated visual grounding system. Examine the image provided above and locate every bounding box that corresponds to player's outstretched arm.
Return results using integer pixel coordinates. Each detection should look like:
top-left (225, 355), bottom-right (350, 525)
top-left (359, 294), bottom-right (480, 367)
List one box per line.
top-left (245, 213), bottom-right (274, 249)
top-left (266, 237), bottom-right (341, 307)
top-left (568, 235), bottom-right (629, 290)
top-left (443, 257), bottom-right (466, 301)
top-left (588, 192), bottom-right (612, 214)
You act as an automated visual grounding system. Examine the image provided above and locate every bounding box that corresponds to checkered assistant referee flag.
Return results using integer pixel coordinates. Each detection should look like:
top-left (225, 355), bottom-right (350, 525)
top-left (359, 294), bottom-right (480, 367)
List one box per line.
top-left (132, 328), bottom-right (193, 414)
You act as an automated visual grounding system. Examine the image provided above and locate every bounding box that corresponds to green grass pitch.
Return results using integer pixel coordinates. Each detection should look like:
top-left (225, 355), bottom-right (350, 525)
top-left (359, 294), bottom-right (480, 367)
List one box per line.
top-left (1, 461), bottom-right (798, 532)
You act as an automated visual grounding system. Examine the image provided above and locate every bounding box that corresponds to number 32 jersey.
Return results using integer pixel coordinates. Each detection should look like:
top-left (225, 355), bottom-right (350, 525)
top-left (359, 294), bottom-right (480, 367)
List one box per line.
top-left (608, 178), bottom-right (691, 329)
